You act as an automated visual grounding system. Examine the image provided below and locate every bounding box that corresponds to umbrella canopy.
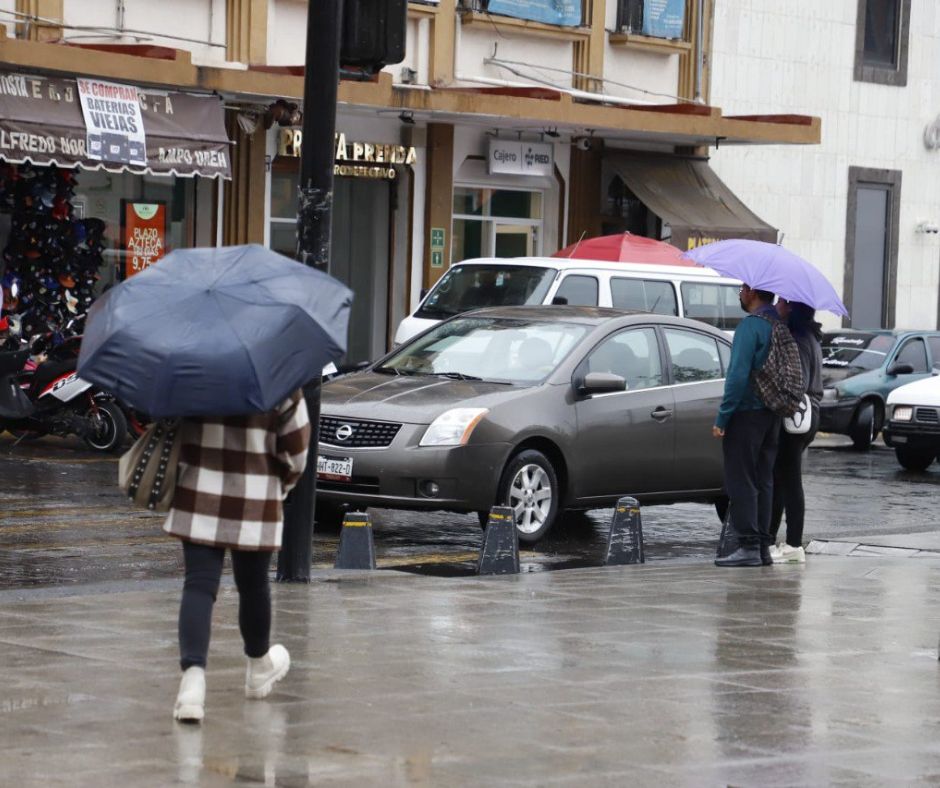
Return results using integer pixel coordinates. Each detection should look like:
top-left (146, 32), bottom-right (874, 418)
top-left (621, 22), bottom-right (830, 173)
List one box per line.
top-left (682, 239), bottom-right (848, 317)
top-left (554, 233), bottom-right (693, 266)
top-left (78, 245), bottom-right (352, 418)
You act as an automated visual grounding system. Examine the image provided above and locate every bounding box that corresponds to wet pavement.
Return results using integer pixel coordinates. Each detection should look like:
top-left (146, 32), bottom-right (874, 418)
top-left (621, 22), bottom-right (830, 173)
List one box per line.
top-left (3, 557), bottom-right (940, 785)
top-left (1, 432), bottom-right (940, 588)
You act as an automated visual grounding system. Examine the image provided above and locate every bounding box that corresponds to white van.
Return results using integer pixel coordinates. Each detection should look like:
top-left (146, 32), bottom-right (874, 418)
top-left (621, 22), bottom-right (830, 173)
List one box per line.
top-left (395, 257), bottom-right (743, 345)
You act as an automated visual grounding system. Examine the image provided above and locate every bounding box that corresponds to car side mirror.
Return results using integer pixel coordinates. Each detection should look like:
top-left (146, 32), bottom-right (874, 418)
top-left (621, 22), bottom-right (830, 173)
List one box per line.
top-left (580, 372), bottom-right (626, 395)
top-left (887, 361), bottom-right (914, 376)
top-left (552, 296), bottom-right (569, 305)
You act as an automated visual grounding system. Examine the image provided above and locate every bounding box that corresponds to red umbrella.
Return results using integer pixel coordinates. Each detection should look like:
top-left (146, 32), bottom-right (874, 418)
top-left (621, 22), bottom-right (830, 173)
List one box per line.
top-left (553, 233), bottom-right (694, 266)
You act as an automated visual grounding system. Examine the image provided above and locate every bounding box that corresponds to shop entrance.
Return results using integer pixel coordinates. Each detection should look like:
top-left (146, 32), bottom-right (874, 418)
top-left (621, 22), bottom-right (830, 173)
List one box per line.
top-left (331, 177), bottom-right (391, 364)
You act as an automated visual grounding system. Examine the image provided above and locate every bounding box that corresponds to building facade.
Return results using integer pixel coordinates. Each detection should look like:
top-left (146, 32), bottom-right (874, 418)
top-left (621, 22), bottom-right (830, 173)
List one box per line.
top-left (709, 0), bottom-right (940, 330)
top-left (0, 0), bottom-right (821, 362)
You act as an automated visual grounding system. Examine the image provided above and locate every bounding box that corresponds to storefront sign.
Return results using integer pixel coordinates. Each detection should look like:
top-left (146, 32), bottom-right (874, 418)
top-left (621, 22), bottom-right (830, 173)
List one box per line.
top-left (77, 78), bottom-right (147, 167)
top-left (430, 227), bottom-right (446, 268)
top-left (278, 128), bottom-right (417, 180)
top-left (488, 140), bottom-right (554, 177)
top-left (486, 0), bottom-right (581, 26)
top-left (121, 200), bottom-right (167, 279)
top-left (0, 72), bottom-right (231, 178)
top-left (642, 0), bottom-right (686, 39)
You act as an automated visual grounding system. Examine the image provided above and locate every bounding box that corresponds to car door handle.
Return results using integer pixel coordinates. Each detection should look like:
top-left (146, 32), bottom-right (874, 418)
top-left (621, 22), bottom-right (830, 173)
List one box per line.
top-left (651, 407), bottom-right (673, 421)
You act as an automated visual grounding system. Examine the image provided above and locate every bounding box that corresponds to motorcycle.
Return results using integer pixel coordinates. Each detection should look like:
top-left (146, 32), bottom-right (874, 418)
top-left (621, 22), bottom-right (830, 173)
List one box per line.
top-left (0, 342), bottom-right (128, 453)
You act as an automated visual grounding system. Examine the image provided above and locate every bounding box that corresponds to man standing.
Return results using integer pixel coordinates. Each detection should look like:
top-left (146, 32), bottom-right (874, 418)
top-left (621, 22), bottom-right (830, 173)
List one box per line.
top-left (713, 285), bottom-right (781, 567)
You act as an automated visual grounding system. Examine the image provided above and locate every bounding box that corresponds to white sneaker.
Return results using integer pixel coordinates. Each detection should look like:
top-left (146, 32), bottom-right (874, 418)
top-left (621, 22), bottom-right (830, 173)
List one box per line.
top-left (174, 666), bottom-right (206, 723)
top-left (771, 544), bottom-right (806, 564)
top-left (245, 644), bottom-right (290, 699)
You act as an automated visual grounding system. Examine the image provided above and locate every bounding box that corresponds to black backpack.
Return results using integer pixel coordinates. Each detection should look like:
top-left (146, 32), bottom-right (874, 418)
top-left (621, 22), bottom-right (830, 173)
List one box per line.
top-left (751, 314), bottom-right (804, 418)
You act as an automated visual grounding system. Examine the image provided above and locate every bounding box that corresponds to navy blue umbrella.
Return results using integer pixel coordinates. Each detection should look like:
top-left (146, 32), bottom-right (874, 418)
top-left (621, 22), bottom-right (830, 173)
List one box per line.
top-left (78, 245), bottom-right (352, 418)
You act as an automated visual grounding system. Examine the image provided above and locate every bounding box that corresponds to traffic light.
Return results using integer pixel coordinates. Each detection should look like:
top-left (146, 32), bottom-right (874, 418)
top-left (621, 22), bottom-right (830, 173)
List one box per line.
top-left (341, 0), bottom-right (407, 72)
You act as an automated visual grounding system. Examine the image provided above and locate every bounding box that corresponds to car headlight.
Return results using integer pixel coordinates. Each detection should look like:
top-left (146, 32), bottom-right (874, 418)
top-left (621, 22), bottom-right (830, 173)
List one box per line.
top-left (822, 387), bottom-right (838, 402)
top-left (892, 405), bottom-right (913, 422)
top-left (419, 408), bottom-right (488, 447)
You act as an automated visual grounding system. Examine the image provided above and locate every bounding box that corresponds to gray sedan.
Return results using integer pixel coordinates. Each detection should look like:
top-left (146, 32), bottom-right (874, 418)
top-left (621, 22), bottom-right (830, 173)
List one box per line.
top-left (316, 306), bottom-right (731, 542)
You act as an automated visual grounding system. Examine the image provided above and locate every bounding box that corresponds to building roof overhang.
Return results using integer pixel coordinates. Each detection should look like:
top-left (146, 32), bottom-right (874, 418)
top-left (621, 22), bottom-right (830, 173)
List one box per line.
top-left (0, 33), bottom-right (820, 148)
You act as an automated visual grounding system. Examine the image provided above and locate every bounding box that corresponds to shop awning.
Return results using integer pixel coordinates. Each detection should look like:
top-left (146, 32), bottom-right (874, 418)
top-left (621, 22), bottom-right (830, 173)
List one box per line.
top-left (0, 71), bottom-right (231, 179)
top-left (609, 153), bottom-right (777, 250)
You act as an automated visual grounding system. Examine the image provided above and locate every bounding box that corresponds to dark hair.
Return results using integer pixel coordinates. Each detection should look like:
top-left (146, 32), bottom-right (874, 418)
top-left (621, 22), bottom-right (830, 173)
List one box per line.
top-left (754, 289), bottom-right (775, 303)
top-left (788, 301), bottom-right (822, 342)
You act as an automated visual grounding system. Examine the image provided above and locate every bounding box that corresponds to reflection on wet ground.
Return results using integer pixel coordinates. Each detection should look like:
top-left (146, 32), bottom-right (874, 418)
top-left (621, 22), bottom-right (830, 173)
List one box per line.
top-left (0, 433), bottom-right (938, 588)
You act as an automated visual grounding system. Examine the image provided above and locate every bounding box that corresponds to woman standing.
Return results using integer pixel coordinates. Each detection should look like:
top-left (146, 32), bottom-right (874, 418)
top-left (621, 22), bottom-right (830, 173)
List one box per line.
top-left (165, 389), bottom-right (311, 723)
top-left (770, 300), bottom-right (823, 563)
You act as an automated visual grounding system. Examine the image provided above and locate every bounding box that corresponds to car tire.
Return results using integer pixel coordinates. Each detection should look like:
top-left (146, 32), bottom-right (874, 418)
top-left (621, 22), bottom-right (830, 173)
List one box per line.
top-left (495, 449), bottom-right (559, 543)
top-left (895, 447), bottom-right (935, 472)
top-left (849, 401), bottom-right (877, 450)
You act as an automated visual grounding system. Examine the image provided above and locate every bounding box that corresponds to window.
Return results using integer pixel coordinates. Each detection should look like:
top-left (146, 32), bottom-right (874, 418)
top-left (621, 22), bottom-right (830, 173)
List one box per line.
top-left (452, 187), bottom-right (542, 262)
top-left (616, 0), bottom-right (686, 39)
top-left (663, 329), bottom-right (723, 383)
top-left (586, 328), bottom-right (664, 391)
top-left (717, 341), bottom-right (731, 373)
top-left (610, 278), bottom-right (678, 316)
top-left (416, 264), bottom-right (557, 320)
top-left (680, 282), bottom-right (744, 331)
top-left (554, 275), bottom-right (599, 306)
top-left (845, 168), bottom-right (901, 329)
top-left (855, 0), bottom-right (911, 86)
top-left (928, 337), bottom-right (940, 371)
top-left (895, 338), bottom-right (928, 373)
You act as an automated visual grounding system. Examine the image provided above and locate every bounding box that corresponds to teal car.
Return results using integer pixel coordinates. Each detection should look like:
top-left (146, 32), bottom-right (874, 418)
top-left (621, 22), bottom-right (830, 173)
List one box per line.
top-left (819, 330), bottom-right (940, 449)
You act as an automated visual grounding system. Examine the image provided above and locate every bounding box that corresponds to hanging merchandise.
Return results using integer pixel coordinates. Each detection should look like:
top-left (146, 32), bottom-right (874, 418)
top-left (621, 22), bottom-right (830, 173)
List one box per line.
top-left (0, 162), bottom-right (106, 347)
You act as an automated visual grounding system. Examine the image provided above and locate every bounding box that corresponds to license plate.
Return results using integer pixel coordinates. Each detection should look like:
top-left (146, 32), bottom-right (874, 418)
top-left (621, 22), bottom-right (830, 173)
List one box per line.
top-left (317, 455), bottom-right (353, 481)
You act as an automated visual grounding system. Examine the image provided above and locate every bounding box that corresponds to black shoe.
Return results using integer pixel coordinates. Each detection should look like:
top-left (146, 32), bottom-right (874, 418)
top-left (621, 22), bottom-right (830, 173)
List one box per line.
top-left (761, 545), bottom-right (773, 566)
top-left (714, 546), bottom-right (762, 567)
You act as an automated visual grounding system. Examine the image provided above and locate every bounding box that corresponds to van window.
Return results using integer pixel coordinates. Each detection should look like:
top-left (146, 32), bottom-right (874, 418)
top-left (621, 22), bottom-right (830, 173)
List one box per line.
top-left (554, 275), bottom-right (599, 306)
top-left (416, 265), bottom-right (557, 320)
top-left (664, 329), bottom-right (723, 383)
top-left (680, 282), bottom-right (744, 330)
top-left (610, 278), bottom-right (678, 316)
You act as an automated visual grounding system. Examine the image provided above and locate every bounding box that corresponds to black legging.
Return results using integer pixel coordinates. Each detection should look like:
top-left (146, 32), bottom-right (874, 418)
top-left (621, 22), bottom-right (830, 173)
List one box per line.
top-left (770, 412), bottom-right (819, 548)
top-left (178, 540), bottom-right (273, 671)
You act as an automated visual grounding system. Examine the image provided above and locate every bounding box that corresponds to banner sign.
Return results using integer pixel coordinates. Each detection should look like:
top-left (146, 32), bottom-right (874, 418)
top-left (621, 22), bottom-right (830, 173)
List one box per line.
top-left (488, 140), bottom-right (554, 177)
top-left (121, 201), bottom-right (167, 279)
top-left (77, 78), bottom-right (147, 167)
top-left (642, 0), bottom-right (686, 39)
top-left (0, 72), bottom-right (231, 178)
top-left (485, 0), bottom-right (581, 27)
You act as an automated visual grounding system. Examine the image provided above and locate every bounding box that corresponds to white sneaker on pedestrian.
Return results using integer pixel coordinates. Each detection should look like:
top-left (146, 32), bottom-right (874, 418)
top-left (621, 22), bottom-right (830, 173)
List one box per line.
top-left (771, 544), bottom-right (806, 564)
top-left (174, 666), bottom-right (206, 723)
top-left (245, 644), bottom-right (290, 699)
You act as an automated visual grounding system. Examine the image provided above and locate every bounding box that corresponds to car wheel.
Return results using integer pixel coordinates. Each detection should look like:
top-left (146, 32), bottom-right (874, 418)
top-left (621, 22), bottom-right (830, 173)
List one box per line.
top-left (496, 449), bottom-right (559, 543)
top-left (849, 402), bottom-right (876, 450)
top-left (895, 447), bottom-right (935, 472)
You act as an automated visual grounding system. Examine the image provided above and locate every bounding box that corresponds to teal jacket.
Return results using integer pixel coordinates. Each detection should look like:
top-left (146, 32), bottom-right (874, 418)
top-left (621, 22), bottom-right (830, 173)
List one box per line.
top-left (715, 306), bottom-right (776, 429)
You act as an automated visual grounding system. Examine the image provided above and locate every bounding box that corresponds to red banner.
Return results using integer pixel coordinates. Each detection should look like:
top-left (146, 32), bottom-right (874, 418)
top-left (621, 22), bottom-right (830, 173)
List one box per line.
top-left (121, 200), bottom-right (167, 279)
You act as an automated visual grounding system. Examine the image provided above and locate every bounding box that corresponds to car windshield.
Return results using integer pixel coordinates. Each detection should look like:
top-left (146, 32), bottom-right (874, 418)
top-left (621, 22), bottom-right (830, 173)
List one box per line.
top-left (415, 265), bottom-right (557, 319)
top-left (377, 316), bottom-right (587, 384)
top-left (822, 333), bottom-right (895, 372)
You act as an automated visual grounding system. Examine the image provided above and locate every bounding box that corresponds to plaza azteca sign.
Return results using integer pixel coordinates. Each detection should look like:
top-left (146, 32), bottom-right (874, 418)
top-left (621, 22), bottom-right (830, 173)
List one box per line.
top-left (278, 128), bottom-right (417, 180)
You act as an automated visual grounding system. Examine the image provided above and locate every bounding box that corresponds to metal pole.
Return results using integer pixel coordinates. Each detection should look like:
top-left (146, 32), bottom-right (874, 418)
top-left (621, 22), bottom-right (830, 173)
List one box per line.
top-left (277, 0), bottom-right (344, 583)
top-left (694, 0), bottom-right (705, 103)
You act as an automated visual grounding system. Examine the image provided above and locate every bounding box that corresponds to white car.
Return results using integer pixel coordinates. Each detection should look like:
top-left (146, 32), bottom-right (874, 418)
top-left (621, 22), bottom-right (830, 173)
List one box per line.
top-left (883, 375), bottom-right (940, 471)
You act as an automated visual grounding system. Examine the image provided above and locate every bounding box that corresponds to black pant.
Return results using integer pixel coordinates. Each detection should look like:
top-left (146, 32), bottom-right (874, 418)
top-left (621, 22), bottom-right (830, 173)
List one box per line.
top-left (178, 540), bottom-right (273, 671)
top-left (771, 412), bottom-right (819, 548)
top-left (723, 408), bottom-right (781, 549)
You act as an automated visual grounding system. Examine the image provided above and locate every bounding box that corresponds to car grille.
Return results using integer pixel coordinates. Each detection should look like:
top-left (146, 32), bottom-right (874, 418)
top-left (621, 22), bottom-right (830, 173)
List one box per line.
top-left (319, 416), bottom-right (402, 448)
top-left (915, 407), bottom-right (939, 424)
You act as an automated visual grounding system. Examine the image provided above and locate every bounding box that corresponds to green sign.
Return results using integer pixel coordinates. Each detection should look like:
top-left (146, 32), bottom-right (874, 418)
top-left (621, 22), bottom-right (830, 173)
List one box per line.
top-left (431, 250), bottom-right (444, 268)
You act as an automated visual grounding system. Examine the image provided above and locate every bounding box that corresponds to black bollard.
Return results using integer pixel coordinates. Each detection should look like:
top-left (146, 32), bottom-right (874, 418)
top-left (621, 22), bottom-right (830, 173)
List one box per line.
top-left (334, 511), bottom-right (376, 570)
top-left (604, 496), bottom-right (645, 565)
top-left (477, 506), bottom-right (520, 575)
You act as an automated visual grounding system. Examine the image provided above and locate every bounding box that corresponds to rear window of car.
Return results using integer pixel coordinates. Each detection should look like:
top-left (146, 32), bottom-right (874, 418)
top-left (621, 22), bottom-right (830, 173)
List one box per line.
top-left (416, 265), bottom-right (557, 320)
top-left (610, 278), bottom-right (678, 316)
top-left (679, 282), bottom-right (743, 331)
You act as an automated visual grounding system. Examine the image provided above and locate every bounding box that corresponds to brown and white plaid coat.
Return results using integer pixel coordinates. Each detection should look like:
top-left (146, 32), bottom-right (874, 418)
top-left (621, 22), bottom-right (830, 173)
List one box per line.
top-left (163, 390), bottom-right (311, 551)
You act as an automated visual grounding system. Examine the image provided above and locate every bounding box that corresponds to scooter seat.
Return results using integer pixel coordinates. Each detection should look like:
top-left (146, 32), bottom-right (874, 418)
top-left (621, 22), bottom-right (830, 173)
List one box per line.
top-left (0, 350), bottom-right (29, 377)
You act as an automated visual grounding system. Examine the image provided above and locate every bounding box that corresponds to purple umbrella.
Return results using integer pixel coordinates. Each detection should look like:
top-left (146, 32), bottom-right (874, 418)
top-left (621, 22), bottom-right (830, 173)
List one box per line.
top-left (683, 239), bottom-right (848, 317)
